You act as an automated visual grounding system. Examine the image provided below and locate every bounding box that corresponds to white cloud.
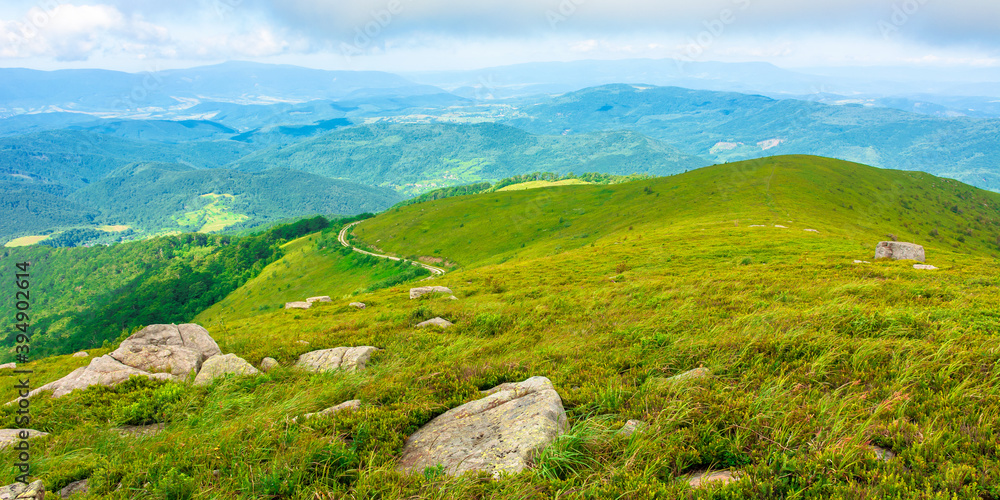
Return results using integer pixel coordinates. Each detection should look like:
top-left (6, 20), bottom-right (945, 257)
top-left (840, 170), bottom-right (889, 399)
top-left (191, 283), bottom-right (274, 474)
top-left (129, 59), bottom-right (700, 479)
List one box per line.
top-left (1, 3), bottom-right (169, 61)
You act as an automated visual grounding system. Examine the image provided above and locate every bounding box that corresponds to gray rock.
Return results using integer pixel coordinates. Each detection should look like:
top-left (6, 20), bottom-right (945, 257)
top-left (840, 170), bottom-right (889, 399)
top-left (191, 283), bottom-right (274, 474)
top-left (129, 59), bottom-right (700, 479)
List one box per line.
top-left (295, 399), bottom-right (362, 422)
top-left (870, 445), bottom-right (896, 461)
top-left (59, 479), bottom-right (88, 498)
top-left (296, 346), bottom-right (378, 373)
top-left (193, 354), bottom-right (259, 386)
top-left (109, 324), bottom-right (220, 378)
top-left (0, 429), bottom-right (48, 449)
top-left (774, 225), bottom-right (788, 228)
top-left (416, 317), bottom-right (453, 329)
top-left (115, 422), bottom-right (165, 437)
top-left (349, 302), bottom-right (367, 309)
top-left (0, 363), bottom-right (14, 370)
top-left (687, 470), bottom-right (739, 488)
top-left (646, 367), bottom-right (713, 390)
top-left (285, 301), bottom-right (311, 310)
top-left (804, 229), bottom-right (819, 233)
top-left (23, 355), bottom-right (174, 399)
top-left (617, 419), bottom-right (648, 437)
top-left (307, 296), bottom-right (332, 303)
top-left (260, 357), bottom-right (280, 372)
top-left (397, 376), bottom-right (567, 477)
top-left (409, 286), bottom-right (453, 299)
top-left (875, 241), bottom-right (926, 262)
top-left (71, 351), bottom-right (88, 358)
top-left (913, 264), bottom-right (938, 270)
top-left (0, 479), bottom-right (44, 500)
top-left (853, 260), bottom-right (871, 264)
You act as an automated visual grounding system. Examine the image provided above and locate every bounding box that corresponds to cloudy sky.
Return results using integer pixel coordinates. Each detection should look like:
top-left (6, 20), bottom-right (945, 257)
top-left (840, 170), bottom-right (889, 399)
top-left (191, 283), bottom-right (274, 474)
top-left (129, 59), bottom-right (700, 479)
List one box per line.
top-left (1, 0), bottom-right (999, 73)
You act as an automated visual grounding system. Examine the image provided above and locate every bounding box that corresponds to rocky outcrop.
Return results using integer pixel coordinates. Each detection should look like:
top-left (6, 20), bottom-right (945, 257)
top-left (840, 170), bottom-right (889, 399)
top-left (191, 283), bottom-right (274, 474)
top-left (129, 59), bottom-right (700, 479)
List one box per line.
top-left (193, 354), bottom-right (259, 386)
top-left (26, 355), bottom-right (174, 399)
top-left (397, 376), bottom-right (567, 477)
top-left (0, 429), bottom-right (47, 449)
top-left (72, 351), bottom-right (88, 358)
top-left (416, 317), bottom-right (453, 329)
top-left (285, 301), bottom-right (311, 310)
top-left (110, 324), bottom-right (220, 378)
top-left (409, 286), bottom-right (453, 299)
top-left (296, 346), bottom-right (378, 373)
top-left (0, 480), bottom-right (44, 500)
top-left (875, 241), bottom-right (926, 262)
top-left (349, 302), bottom-right (367, 309)
top-left (16, 324), bottom-right (219, 401)
top-left (913, 264), bottom-right (938, 270)
top-left (59, 480), bottom-right (88, 499)
top-left (0, 363), bottom-right (13, 370)
top-left (260, 357), bottom-right (280, 372)
top-left (307, 296), bottom-right (332, 303)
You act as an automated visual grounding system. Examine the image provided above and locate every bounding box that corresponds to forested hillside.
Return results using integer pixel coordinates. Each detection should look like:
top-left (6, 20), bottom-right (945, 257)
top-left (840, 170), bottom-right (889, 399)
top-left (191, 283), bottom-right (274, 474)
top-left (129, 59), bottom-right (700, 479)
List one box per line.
top-left (0, 216), bottom-right (348, 360)
top-left (229, 122), bottom-right (707, 194)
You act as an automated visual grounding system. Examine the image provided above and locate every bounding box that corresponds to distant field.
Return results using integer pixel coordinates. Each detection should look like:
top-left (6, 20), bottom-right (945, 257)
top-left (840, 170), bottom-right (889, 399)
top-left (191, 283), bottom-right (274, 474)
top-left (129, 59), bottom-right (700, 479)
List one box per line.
top-left (497, 179), bottom-right (592, 191)
top-left (174, 193), bottom-right (250, 233)
top-left (4, 234), bottom-right (50, 247)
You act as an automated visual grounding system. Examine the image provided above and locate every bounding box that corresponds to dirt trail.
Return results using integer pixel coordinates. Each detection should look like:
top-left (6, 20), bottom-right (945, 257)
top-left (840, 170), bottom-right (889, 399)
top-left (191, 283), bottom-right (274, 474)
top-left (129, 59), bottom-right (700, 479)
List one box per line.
top-left (338, 221), bottom-right (446, 276)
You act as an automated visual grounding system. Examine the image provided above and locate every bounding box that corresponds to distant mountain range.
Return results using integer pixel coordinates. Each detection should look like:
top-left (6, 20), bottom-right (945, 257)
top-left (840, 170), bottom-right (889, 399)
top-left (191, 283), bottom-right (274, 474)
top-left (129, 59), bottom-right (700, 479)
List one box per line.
top-left (1, 60), bottom-right (998, 245)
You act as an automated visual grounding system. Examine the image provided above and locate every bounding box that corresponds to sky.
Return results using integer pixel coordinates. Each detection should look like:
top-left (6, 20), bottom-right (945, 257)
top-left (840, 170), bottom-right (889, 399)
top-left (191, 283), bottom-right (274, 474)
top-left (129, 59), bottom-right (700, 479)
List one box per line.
top-left (1, 0), bottom-right (999, 74)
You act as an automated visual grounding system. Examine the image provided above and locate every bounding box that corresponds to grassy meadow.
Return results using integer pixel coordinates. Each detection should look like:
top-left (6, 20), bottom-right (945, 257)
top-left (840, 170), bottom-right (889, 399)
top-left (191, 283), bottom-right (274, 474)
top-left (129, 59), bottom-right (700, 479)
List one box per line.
top-left (2, 155), bottom-right (999, 499)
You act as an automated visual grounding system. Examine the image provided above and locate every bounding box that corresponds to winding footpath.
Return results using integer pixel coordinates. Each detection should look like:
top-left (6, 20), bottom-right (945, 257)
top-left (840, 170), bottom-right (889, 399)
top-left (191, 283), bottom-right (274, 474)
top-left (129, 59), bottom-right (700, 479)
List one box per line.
top-left (338, 221), bottom-right (446, 276)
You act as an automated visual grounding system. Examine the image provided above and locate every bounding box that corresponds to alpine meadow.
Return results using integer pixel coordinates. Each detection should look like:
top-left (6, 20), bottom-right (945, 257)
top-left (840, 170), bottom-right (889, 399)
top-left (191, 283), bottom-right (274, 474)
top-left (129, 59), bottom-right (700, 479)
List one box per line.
top-left (1, 1), bottom-right (1000, 499)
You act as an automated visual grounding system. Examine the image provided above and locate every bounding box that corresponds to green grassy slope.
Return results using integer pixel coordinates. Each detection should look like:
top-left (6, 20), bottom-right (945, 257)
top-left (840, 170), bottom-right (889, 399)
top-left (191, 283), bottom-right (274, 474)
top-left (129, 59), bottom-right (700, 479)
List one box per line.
top-left (193, 229), bottom-right (425, 328)
top-left (3, 155), bottom-right (999, 499)
top-left (355, 155), bottom-right (1000, 268)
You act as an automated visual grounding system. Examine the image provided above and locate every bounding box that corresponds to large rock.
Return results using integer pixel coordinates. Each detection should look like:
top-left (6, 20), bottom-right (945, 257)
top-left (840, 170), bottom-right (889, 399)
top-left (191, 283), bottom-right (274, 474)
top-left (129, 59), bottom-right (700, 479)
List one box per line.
top-left (349, 302), bottom-right (367, 309)
top-left (71, 351), bottom-right (88, 358)
top-left (109, 324), bottom-right (220, 378)
top-left (59, 480), bottom-right (88, 498)
top-left (296, 347), bottom-right (378, 373)
top-left (0, 363), bottom-right (14, 370)
top-left (0, 429), bottom-right (47, 449)
top-left (0, 480), bottom-right (44, 500)
top-left (416, 317), bottom-right (453, 329)
top-left (193, 354), bottom-right (259, 386)
top-left (260, 357), bottom-right (280, 372)
top-left (295, 399), bottom-right (361, 423)
top-left (397, 376), bottom-right (567, 477)
top-left (285, 301), bottom-right (311, 310)
top-left (874, 241), bottom-right (925, 262)
top-left (25, 355), bottom-right (173, 399)
top-left (409, 286), bottom-right (453, 299)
